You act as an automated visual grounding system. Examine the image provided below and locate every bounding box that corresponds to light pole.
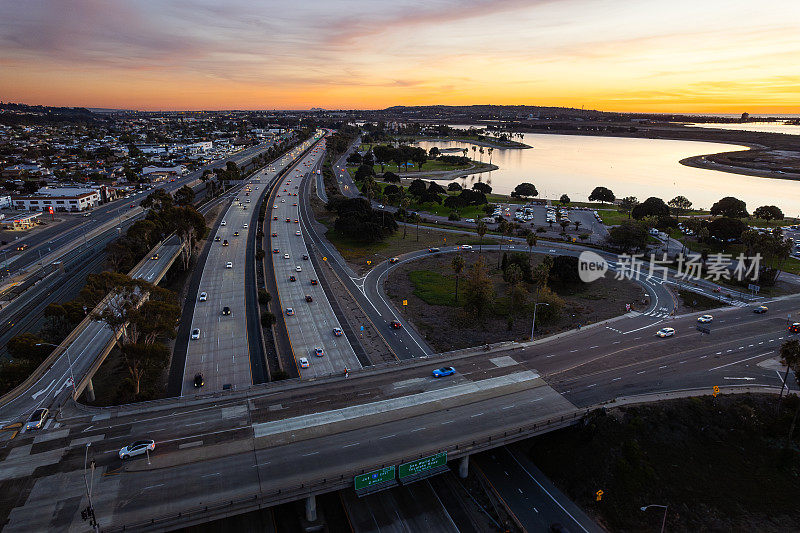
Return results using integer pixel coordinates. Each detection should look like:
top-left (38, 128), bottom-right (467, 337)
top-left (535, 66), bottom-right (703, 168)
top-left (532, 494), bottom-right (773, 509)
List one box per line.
top-left (36, 342), bottom-right (75, 398)
top-left (530, 302), bottom-right (549, 340)
top-left (83, 443), bottom-right (100, 532)
top-left (641, 504), bottom-right (668, 533)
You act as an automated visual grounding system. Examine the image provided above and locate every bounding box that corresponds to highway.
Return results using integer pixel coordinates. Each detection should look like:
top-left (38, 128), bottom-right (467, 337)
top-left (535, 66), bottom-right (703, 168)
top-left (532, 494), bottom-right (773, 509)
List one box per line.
top-left (269, 139), bottom-right (361, 378)
top-left (181, 134), bottom-right (324, 393)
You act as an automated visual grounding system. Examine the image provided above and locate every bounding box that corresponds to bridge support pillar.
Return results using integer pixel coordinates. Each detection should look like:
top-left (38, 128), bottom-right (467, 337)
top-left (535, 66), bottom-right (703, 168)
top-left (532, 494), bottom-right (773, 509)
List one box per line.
top-left (305, 494), bottom-right (317, 522)
top-left (459, 455), bottom-right (469, 479)
top-left (85, 378), bottom-right (95, 402)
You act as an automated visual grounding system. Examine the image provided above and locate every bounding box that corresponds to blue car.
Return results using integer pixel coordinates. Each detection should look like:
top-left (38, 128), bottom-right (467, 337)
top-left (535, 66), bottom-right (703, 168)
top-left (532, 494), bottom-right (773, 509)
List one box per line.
top-left (432, 366), bottom-right (456, 378)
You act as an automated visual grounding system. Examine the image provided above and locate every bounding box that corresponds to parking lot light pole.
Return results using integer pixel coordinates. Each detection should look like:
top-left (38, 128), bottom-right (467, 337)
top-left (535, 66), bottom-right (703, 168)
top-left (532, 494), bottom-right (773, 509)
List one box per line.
top-left (640, 504), bottom-right (668, 533)
top-left (530, 302), bottom-right (549, 340)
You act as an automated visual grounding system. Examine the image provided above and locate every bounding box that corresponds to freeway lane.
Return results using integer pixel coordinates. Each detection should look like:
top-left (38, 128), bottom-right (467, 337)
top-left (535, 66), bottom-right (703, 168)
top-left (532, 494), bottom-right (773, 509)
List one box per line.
top-left (181, 135), bottom-right (324, 394)
top-left (270, 139), bottom-right (361, 378)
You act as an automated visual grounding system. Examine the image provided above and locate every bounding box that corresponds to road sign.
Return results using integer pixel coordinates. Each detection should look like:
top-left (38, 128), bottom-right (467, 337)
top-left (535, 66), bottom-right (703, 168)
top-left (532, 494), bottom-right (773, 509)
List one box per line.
top-left (354, 466), bottom-right (395, 491)
top-left (402, 300), bottom-right (408, 306)
top-left (748, 283), bottom-right (760, 293)
top-left (398, 452), bottom-right (447, 479)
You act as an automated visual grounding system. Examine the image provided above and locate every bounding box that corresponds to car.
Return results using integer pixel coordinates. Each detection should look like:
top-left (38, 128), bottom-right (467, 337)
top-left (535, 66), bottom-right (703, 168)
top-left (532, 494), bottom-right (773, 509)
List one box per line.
top-left (119, 440), bottom-right (155, 460)
top-left (272, 232), bottom-right (278, 237)
top-left (243, 223), bottom-right (248, 228)
top-left (697, 315), bottom-right (713, 323)
top-left (460, 245), bottom-right (473, 250)
top-left (294, 219), bottom-right (299, 223)
top-left (289, 275), bottom-right (296, 282)
top-left (193, 373), bottom-right (204, 388)
top-left (214, 236), bottom-right (221, 242)
top-left (302, 254), bottom-right (309, 260)
top-left (305, 294), bottom-right (313, 302)
top-left (432, 367), bottom-right (456, 378)
top-left (273, 216), bottom-right (278, 220)
top-left (656, 327), bottom-right (675, 338)
top-left (298, 357), bottom-right (310, 369)
top-left (150, 254), bottom-right (159, 260)
top-left (190, 328), bottom-right (200, 340)
top-left (790, 323), bottom-right (800, 333)
top-left (377, 204), bottom-right (385, 208)
top-left (428, 247), bottom-right (440, 253)
top-left (389, 257), bottom-right (399, 263)
top-left (333, 327), bottom-right (343, 336)
top-left (285, 308), bottom-right (295, 316)
top-left (199, 292), bottom-right (208, 301)
top-left (226, 262), bottom-right (233, 269)
top-left (221, 221), bottom-right (226, 226)
top-left (281, 199), bottom-right (286, 203)
top-left (314, 347), bottom-right (324, 357)
top-left (25, 408), bottom-right (49, 430)
top-left (233, 231), bottom-right (239, 236)
top-left (246, 199), bottom-right (251, 203)
top-left (286, 218), bottom-right (291, 222)
top-left (293, 203), bottom-right (298, 206)
top-left (222, 240), bottom-right (229, 246)
top-left (295, 266), bottom-right (302, 272)
top-left (284, 253), bottom-right (290, 259)
top-left (222, 306), bottom-right (231, 316)
top-left (295, 230), bottom-right (301, 236)
top-left (311, 279), bottom-right (318, 285)
top-left (754, 305), bottom-right (768, 314)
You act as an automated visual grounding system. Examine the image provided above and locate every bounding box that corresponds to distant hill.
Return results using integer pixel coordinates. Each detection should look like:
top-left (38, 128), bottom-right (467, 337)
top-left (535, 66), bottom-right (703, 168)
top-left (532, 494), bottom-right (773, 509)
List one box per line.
top-left (0, 102), bottom-right (107, 125)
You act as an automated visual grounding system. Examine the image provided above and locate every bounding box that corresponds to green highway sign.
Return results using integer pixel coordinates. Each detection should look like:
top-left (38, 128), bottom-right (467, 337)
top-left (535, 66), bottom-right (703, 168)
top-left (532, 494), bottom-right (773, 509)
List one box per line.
top-left (398, 452), bottom-right (447, 479)
top-left (354, 466), bottom-right (395, 491)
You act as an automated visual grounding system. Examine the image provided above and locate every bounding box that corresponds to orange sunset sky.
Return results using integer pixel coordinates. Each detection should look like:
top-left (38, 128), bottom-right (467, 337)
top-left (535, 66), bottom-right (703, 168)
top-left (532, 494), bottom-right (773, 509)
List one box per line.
top-left (1, 0), bottom-right (799, 113)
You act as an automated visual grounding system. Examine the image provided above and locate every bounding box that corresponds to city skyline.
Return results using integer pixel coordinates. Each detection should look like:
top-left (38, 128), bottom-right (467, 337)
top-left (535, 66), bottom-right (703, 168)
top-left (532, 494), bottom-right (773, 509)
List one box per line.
top-left (1, 0), bottom-right (799, 113)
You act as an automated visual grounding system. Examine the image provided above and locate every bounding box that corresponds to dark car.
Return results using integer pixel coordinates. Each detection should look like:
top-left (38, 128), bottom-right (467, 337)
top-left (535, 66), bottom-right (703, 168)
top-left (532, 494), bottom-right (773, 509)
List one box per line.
top-left (310, 279), bottom-right (318, 285)
top-left (286, 218), bottom-right (291, 222)
top-left (223, 240), bottom-right (229, 246)
top-left (214, 236), bottom-right (221, 242)
top-left (305, 294), bottom-right (313, 302)
top-left (273, 248), bottom-right (279, 254)
top-left (289, 275), bottom-right (297, 282)
top-left (790, 323), bottom-right (800, 333)
top-left (428, 247), bottom-right (440, 253)
top-left (390, 320), bottom-right (402, 329)
top-left (272, 232), bottom-right (278, 237)
top-left (194, 373), bottom-right (204, 388)
top-left (273, 216), bottom-right (278, 220)
top-left (233, 231), bottom-right (239, 236)
top-left (302, 255), bottom-right (309, 260)
top-left (754, 305), bottom-right (768, 314)
top-left (221, 306), bottom-right (231, 316)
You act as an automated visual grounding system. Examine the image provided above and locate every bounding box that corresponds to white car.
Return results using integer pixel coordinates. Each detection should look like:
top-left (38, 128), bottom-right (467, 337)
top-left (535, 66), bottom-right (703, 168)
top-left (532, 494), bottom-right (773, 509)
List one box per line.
top-left (199, 292), bottom-right (208, 302)
top-left (191, 328), bottom-right (200, 340)
top-left (25, 408), bottom-right (49, 430)
top-left (697, 315), bottom-right (713, 323)
top-left (274, 205), bottom-right (278, 209)
top-left (656, 327), bottom-right (675, 338)
top-left (226, 262), bottom-right (233, 269)
top-left (295, 231), bottom-right (301, 236)
top-left (295, 266), bottom-right (302, 272)
top-left (377, 204), bottom-right (385, 208)
top-left (460, 245), bottom-right (473, 250)
top-left (119, 440), bottom-right (155, 460)
top-left (284, 253), bottom-right (290, 259)
top-left (221, 221), bottom-right (226, 226)
top-left (243, 223), bottom-right (248, 228)
top-left (298, 357), bottom-right (310, 369)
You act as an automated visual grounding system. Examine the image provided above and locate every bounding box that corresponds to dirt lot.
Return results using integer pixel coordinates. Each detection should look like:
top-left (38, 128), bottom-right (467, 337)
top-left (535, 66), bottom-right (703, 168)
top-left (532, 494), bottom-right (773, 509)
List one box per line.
top-left (385, 252), bottom-right (643, 352)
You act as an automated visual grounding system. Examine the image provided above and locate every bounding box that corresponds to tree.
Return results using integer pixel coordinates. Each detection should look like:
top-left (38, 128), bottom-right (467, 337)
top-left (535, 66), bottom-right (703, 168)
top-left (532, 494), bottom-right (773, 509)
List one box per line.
top-left (8, 333), bottom-right (50, 362)
top-left (373, 145), bottom-right (391, 172)
top-left (428, 181), bottom-right (447, 195)
top-left (429, 146), bottom-right (440, 158)
top-left (668, 195), bottom-right (693, 217)
top-left (451, 255), bottom-right (466, 304)
top-left (530, 255), bottom-right (554, 335)
top-left (174, 185), bottom-right (195, 206)
top-left (477, 220), bottom-right (487, 254)
top-left (141, 189), bottom-right (173, 211)
top-left (130, 295), bottom-right (179, 345)
top-left (619, 196), bottom-right (639, 218)
top-left (631, 197), bottom-right (670, 220)
top-left (463, 258), bottom-right (494, 322)
top-left (706, 217), bottom-right (747, 242)
top-left (573, 220), bottom-right (582, 231)
top-left (549, 255), bottom-right (583, 286)
top-left (261, 311), bottom-right (276, 327)
top-left (710, 196), bottom-right (748, 218)
top-left (589, 186), bottom-right (615, 204)
top-left (346, 152), bottom-right (362, 165)
top-left (258, 289), bottom-right (272, 305)
top-left (412, 147), bottom-right (428, 171)
top-left (560, 194), bottom-right (570, 205)
top-left (448, 182), bottom-right (462, 191)
top-left (778, 340), bottom-right (800, 409)
top-left (473, 182), bottom-right (492, 195)
top-left (497, 219), bottom-right (510, 267)
top-left (526, 232), bottom-right (538, 259)
top-left (511, 182), bottom-right (538, 199)
top-left (120, 343), bottom-right (170, 396)
top-left (559, 220), bottom-right (570, 233)
top-left (354, 163), bottom-right (375, 182)
top-left (607, 220), bottom-right (649, 251)
top-left (408, 178), bottom-right (427, 198)
top-left (753, 205), bottom-right (784, 221)
top-left (382, 171), bottom-right (400, 183)
top-left (505, 263), bottom-right (525, 329)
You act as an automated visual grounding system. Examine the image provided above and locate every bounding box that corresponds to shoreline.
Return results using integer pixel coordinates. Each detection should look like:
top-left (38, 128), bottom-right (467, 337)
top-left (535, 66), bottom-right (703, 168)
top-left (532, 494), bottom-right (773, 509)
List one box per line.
top-left (396, 162), bottom-right (499, 181)
top-left (403, 135), bottom-right (533, 150)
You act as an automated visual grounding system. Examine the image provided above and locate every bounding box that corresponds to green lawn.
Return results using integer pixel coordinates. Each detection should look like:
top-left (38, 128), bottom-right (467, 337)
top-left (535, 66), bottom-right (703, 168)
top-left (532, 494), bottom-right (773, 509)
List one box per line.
top-left (408, 270), bottom-right (457, 306)
top-left (746, 217), bottom-right (799, 228)
top-left (595, 209), bottom-right (630, 226)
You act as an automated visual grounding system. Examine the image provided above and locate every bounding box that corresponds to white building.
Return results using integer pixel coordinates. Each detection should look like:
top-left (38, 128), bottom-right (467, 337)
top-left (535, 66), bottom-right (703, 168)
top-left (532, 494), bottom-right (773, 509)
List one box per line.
top-left (0, 195), bottom-right (11, 209)
top-left (12, 187), bottom-right (101, 212)
top-left (187, 141), bottom-right (213, 154)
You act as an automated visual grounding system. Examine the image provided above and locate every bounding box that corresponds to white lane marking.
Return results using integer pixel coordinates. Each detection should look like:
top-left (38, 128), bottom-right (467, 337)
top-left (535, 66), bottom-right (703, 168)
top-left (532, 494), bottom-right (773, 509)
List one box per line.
top-left (143, 484), bottom-right (165, 490)
top-left (343, 443), bottom-right (360, 448)
top-left (202, 472), bottom-right (221, 478)
top-left (32, 380), bottom-right (55, 400)
top-left (709, 352), bottom-right (771, 371)
top-left (637, 371), bottom-right (646, 375)
top-left (379, 434), bottom-right (396, 440)
top-left (569, 349), bottom-right (579, 353)
top-left (302, 452), bottom-right (319, 456)
top-left (501, 405), bottom-right (516, 410)
top-left (612, 377), bottom-right (621, 381)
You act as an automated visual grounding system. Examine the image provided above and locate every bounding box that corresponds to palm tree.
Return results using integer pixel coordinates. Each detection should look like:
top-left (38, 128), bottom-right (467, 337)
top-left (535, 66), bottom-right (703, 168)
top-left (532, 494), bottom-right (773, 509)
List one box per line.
top-left (779, 340), bottom-right (800, 410)
top-left (451, 254), bottom-right (465, 304)
top-left (477, 221), bottom-right (487, 254)
top-left (526, 232), bottom-right (537, 260)
top-left (462, 148), bottom-right (468, 158)
top-left (471, 146), bottom-right (477, 161)
top-left (479, 147), bottom-right (484, 163)
top-left (400, 195), bottom-right (410, 239)
top-left (487, 147), bottom-right (494, 166)
top-left (573, 220), bottom-right (582, 232)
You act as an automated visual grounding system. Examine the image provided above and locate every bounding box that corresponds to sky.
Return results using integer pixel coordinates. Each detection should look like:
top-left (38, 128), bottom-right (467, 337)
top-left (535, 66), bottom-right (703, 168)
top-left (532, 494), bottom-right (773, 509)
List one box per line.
top-left (1, 0), bottom-right (799, 113)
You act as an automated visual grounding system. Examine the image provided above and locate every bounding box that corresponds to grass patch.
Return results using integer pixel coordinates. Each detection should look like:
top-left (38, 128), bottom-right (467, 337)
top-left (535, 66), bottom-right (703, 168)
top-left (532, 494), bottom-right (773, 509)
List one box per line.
top-left (595, 209), bottom-right (630, 226)
top-left (677, 289), bottom-right (725, 311)
top-left (408, 270), bottom-right (457, 306)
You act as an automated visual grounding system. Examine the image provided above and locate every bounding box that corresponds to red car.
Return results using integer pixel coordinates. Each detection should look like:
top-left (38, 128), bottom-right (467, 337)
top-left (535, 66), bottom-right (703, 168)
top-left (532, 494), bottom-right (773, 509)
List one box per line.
top-left (390, 321), bottom-right (402, 329)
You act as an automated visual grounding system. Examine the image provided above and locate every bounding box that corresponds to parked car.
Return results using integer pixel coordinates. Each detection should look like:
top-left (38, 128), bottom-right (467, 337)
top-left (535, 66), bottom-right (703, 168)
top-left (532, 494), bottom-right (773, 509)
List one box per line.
top-left (25, 408), bottom-right (49, 430)
top-left (432, 367), bottom-right (456, 378)
top-left (119, 440), bottom-right (155, 460)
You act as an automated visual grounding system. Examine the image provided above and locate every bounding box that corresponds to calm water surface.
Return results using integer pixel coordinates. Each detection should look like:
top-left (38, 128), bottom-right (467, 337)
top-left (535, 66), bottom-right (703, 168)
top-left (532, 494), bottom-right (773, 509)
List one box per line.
top-left (415, 133), bottom-right (800, 215)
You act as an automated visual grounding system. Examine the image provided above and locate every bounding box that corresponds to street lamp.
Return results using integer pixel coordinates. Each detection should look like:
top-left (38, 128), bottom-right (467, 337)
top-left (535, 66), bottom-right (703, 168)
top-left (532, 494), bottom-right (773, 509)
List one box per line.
top-left (530, 302), bottom-right (549, 340)
top-left (640, 504), bottom-right (668, 533)
top-left (83, 443), bottom-right (100, 532)
top-left (36, 342), bottom-right (75, 398)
